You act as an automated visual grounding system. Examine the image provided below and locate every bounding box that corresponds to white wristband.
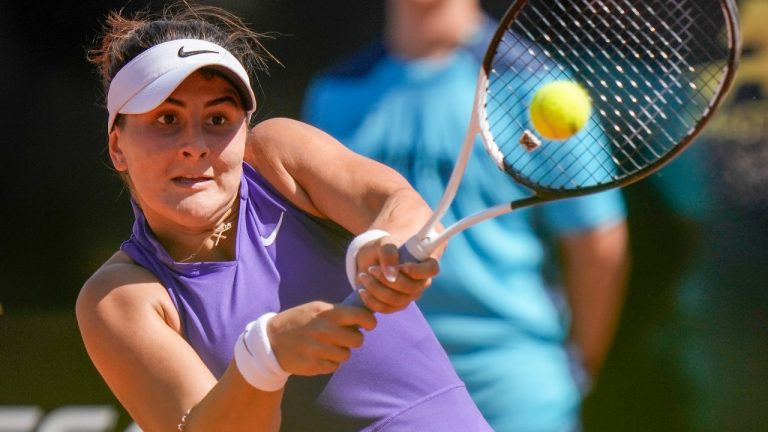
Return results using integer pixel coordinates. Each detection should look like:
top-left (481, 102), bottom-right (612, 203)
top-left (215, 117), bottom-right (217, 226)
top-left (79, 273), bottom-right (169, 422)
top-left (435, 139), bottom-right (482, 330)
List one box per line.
top-left (345, 229), bottom-right (391, 290)
top-left (234, 313), bottom-right (290, 391)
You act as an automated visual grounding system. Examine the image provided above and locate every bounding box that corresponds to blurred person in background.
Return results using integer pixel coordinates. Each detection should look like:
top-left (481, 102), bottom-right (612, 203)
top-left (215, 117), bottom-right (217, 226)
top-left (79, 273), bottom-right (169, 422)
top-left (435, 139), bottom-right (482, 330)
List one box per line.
top-left (302, 0), bottom-right (629, 430)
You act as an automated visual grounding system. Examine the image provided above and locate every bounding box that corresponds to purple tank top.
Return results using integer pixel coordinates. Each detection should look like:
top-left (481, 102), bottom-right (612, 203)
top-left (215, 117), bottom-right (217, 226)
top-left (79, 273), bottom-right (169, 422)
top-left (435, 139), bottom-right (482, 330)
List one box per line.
top-left (121, 163), bottom-right (490, 431)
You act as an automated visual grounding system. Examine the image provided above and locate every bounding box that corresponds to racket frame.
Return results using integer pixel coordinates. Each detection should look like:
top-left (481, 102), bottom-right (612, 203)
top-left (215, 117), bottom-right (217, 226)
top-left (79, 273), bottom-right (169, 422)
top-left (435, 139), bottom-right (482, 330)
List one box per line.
top-left (405, 0), bottom-right (741, 260)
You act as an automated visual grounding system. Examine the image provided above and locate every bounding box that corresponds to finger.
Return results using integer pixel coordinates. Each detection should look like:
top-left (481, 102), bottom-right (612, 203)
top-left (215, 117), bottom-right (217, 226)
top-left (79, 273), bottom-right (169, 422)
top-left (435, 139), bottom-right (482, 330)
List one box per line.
top-left (329, 304), bottom-right (378, 331)
top-left (358, 273), bottom-right (413, 311)
top-left (399, 258), bottom-right (440, 280)
top-left (315, 324), bottom-right (366, 349)
top-left (364, 265), bottom-right (394, 287)
top-left (376, 243), bottom-right (400, 283)
top-left (366, 266), bottom-right (422, 296)
top-left (299, 340), bottom-right (352, 371)
top-left (304, 358), bottom-right (343, 376)
top-left (358, 288), bottom-right (403, 314)
top-left (315, 344), bottom-right (353, 365)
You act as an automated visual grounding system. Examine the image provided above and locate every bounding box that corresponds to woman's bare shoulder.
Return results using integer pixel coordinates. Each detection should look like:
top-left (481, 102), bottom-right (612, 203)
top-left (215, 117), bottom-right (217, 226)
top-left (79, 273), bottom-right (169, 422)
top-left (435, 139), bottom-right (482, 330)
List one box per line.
top-left (76, 251), bottom-right (179, 331)
top-left (79, 251), bottom-right (159, 298)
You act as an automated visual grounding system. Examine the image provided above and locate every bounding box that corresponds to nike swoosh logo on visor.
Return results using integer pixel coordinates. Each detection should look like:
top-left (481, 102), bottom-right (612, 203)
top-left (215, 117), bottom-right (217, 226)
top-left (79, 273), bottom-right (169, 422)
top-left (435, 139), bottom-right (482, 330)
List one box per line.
top-left (177, 47), bottom-right (219, 58)
top-left (260, 212), bottom-right (285, 247)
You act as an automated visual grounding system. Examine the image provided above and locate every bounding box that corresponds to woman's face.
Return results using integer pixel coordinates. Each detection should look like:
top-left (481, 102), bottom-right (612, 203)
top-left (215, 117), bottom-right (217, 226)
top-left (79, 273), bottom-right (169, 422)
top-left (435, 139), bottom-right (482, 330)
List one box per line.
top-left (109, 70), bottom-right (248, 232)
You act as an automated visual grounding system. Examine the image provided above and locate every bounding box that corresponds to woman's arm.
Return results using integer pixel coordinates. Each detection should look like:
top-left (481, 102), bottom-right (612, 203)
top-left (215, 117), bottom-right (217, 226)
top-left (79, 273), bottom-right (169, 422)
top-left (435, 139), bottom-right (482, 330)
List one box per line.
top-left (76, 252), bottom-right (375, 431)
top-left (76, 253), bottom-right (281, 431)
top-left (245, 117), bottom-right (432, 243)
top-left (246, 118), bottom-right (441, 312)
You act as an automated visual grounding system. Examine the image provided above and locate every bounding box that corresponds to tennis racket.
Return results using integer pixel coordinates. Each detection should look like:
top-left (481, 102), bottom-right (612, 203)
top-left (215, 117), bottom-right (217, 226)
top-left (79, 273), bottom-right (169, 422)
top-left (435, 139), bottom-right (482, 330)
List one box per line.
top-left (344, 0), bottom-right (740, 305)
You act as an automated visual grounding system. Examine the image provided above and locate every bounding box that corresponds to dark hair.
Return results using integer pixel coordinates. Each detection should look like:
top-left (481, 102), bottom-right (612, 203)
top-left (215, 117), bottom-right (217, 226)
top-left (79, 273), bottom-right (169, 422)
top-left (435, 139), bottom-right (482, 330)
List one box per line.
top-left (87, 1), bottom-right (277, 107)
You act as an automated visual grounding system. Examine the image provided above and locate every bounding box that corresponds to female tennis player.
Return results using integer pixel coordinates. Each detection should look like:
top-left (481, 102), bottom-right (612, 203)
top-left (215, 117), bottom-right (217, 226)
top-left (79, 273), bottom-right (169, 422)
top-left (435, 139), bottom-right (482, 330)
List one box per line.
top-left (75, 2), bottom-right (490, 431)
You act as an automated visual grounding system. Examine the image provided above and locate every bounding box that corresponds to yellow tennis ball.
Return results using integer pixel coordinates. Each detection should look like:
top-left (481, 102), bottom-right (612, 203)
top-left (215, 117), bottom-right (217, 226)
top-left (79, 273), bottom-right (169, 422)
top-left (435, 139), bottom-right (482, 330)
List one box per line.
top-left (529, 80), bottom-right (592, 141)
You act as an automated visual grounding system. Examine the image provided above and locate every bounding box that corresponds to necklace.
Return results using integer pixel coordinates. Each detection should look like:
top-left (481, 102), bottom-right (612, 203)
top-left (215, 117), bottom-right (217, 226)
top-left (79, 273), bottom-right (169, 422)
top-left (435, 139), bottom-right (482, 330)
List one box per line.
top-left (211, 222), bottom-right (233, 247)
top-left (178, 220), bottom-right (234, 263)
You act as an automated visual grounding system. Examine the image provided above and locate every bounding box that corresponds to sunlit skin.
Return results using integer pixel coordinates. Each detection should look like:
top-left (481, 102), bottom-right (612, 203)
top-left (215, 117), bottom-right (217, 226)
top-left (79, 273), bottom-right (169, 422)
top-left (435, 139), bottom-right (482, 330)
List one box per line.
top-left (108, 70), bottom-right (246, 261)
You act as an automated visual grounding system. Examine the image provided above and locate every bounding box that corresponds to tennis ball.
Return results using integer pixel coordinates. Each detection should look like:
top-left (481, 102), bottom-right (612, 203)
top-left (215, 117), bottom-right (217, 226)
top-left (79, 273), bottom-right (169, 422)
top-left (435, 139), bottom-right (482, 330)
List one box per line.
top-left (529, 80), bottom-right (592, 141)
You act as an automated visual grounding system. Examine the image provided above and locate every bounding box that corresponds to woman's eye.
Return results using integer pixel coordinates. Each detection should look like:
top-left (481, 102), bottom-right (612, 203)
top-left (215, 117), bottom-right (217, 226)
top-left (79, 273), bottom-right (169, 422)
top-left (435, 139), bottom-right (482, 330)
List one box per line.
top-left (208, 115), bottom-right (228, 126)
top-left (156, 114), bottom-right (177, 125)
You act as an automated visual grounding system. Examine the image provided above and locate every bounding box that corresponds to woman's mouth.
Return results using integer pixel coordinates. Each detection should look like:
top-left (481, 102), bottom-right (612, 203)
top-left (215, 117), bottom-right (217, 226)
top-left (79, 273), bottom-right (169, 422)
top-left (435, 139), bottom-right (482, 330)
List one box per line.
top-left (173, 175), bottom-right (214, 187)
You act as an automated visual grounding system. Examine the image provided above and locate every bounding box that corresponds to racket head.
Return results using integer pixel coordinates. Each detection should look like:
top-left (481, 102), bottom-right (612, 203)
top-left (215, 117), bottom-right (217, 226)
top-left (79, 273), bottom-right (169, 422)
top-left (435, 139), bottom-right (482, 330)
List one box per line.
top-left (478, 0), bottom-right (741, 196)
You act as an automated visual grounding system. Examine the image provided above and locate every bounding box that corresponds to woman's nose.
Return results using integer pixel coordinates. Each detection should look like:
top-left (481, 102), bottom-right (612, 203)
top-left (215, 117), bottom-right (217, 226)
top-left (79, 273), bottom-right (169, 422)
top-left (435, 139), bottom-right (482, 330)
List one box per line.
top-left (179, 127), bottom-right (210, 159)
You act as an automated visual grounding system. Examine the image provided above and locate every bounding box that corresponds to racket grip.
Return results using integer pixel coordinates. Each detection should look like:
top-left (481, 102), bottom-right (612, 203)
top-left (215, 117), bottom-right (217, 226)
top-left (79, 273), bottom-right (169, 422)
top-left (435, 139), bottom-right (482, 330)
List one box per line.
top-left (341, 290), bottom-right (366, 307)
top-left (341, 243), bottom-right (422, 308)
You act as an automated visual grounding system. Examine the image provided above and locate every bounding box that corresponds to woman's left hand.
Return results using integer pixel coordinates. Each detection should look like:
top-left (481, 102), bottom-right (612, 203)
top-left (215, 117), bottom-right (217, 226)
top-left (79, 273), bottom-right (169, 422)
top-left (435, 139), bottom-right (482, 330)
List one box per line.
top-left (352, 238), bottom-right (440, 314)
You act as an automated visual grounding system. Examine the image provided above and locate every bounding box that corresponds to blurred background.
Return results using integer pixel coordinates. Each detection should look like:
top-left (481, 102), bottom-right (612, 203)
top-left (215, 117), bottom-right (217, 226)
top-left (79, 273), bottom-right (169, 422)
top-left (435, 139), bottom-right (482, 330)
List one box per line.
top-left (0, 0), bottom-right (765, 431)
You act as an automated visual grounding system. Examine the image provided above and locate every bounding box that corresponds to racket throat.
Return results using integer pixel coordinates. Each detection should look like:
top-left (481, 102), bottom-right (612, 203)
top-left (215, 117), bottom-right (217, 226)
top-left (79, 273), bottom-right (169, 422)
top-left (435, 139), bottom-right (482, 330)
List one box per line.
top-left (402, 228), bottom-right (441, 262)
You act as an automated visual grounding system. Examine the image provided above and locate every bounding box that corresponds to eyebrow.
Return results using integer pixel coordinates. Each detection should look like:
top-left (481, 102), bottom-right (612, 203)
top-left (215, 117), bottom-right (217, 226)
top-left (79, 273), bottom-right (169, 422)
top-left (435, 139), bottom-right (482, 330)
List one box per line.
top-left (205, 95), bottom-right (240, 108)
top-left (163, 95), bottom-right (241, 109)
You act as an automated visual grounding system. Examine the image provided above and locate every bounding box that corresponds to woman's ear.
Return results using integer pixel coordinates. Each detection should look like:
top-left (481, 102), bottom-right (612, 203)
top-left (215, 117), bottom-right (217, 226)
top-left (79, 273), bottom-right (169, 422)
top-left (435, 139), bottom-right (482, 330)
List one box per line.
top-left (108, 128), bottom-right (128, 172)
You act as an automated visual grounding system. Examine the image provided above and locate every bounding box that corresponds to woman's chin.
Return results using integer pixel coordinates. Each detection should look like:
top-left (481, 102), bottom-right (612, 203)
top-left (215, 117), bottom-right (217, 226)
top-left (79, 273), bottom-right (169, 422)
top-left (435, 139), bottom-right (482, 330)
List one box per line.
top-left (173, 198), bottom-right (233, 227)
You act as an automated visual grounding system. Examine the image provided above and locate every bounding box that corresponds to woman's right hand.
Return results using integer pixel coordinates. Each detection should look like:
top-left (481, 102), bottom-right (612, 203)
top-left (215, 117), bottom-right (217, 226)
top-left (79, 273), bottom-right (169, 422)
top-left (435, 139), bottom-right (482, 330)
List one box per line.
top-left (268, 302), bottom-right (377, 376)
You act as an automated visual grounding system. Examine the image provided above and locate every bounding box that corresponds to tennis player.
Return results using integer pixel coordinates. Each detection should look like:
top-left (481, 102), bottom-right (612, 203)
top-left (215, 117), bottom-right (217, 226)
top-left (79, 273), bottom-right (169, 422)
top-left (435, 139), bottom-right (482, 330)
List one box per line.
top-left (76, 2), bottom-right (491, 431)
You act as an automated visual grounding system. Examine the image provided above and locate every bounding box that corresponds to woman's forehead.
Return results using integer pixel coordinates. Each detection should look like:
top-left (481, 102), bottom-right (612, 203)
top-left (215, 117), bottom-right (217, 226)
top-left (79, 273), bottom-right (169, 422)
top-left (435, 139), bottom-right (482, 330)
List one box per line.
top-left (165, 70), bottom-right (245, 106)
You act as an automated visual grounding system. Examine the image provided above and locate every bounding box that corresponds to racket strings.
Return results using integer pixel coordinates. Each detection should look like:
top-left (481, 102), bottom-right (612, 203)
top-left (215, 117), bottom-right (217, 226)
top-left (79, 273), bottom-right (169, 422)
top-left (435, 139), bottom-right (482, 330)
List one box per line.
top-left (536, 0), bottom-right (696, 166)
top-left (526, 2), bottom-right (677, 170)
top-left (482, 0), bottom-right (734, 192)
top-left (489, 31), bottom-right (616, 189)
top-left (598, 2), bottom-right (726, 162)
top-left (510, 2), bottom-right (660, 187)
top-left (503, 2), bottom-right (668, 181)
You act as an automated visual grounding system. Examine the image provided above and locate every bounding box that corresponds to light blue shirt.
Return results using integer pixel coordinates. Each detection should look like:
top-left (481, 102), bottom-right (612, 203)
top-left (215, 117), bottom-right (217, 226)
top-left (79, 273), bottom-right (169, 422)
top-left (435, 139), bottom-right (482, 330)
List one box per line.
top-left (303, 22), bottom-right (626, 431)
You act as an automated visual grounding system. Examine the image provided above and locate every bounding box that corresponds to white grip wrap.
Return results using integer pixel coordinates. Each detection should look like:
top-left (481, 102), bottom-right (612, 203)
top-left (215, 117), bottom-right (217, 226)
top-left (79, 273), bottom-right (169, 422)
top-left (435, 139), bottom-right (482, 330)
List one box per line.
top-left (345, 229), bottom-right (391, 290)
top-left (234, 313), bottom-right (290, 391)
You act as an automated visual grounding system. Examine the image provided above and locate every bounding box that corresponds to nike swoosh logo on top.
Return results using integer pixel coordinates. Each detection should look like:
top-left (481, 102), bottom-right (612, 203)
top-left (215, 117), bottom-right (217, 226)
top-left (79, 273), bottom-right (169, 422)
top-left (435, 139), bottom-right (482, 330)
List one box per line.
top-left (177, 47), bottom-right (219, 58)
top-left (260, 211), bottom-right (285, 247)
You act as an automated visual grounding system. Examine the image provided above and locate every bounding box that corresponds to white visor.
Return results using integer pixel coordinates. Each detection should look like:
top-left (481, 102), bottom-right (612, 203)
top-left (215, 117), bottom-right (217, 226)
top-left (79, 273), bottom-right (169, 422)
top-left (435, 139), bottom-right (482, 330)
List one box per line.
top-left (106, 39), bottom-right (256, 130)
